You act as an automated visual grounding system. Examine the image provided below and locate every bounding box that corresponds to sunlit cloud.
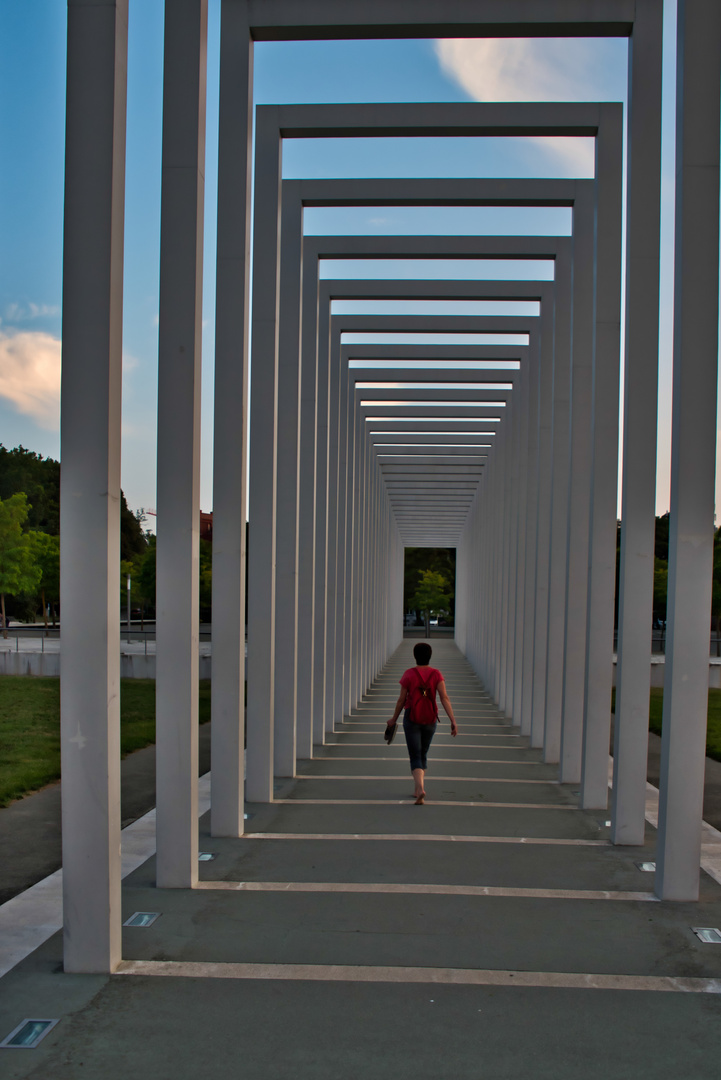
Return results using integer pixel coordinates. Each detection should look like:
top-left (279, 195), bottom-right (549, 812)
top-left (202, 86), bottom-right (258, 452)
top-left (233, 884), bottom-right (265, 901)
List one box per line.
top-left (0, 330), bottom-right (142, 433)
top-left (0, 330), bottom-right (61, 430)
top-left (434, 37), bottom-right (627, 174)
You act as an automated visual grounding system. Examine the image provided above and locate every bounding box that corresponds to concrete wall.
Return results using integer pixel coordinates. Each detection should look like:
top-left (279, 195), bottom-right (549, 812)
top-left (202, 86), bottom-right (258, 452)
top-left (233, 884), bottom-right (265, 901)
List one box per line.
top-left (0, 653), bottom-right (212, 679)
top-left (609, 657), bottom-right (721, 690)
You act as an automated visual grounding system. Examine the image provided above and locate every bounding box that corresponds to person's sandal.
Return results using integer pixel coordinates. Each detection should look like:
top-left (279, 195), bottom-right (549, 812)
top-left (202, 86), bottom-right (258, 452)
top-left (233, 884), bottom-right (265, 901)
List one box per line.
top-left (384, 722), bottom-right (397, 745)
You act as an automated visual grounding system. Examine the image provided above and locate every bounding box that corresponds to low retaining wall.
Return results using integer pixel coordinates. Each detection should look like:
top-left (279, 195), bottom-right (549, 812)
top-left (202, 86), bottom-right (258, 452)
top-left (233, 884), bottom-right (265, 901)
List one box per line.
top-left (610, 657), bottom-right (721, 689)
top-left (0, 653), bottom-right (212, 679)
top-left (2, 651), bottom-right (720, 688)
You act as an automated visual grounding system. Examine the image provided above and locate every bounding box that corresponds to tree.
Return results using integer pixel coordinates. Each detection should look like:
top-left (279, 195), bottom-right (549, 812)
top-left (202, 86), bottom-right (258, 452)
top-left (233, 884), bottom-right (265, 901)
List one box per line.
top-left (404, 547), bottom-right (455, 622)
top-left (0, 494), bottom-right (41, 638)
top-left (199, 538), bottom-right (212, 618)
top-left (120, 491), bottom-right (147, 560)
top-left (653, 557), bottom-right (668, 622)
top-left (137, 536), bottom-right (156, 614)
top-left (28, 531), bottom-right (60, 633)
top-left (0, 445), bottom-right (60, 533)
top-left (410, 569), bottom-right (452, 636)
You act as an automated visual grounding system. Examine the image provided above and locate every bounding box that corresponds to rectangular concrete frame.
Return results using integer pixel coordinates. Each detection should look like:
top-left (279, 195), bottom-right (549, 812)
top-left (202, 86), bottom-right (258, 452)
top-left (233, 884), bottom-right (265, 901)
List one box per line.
top-left (313, 278), bottom-right (555, 761)
top-left (286, 149), bottom-right (622, 808)
top-left (220, 0), bottom-right (662, 836)
top-left (307, 281), bottom-right (552, 762)
top-left (292, 233), bottom-right (568, 783)
top-left (211, 1), bottom-right (661, 842)
top-left (344, 345), bottom-right (526, 722)
top-left (245, 105), bottom-right (622, 818)
top-left (295, 232), bottom-right (582, 781)
top-left (59, 0), bottom-right (665, 970)
top-left (299, 237), bottom-right (600, 834)
top-left (347, 355), bottom-right (524, 733)
top-left (338, 339), bottom-right (526, 739)
top-left (304, 238), bottom-right (563, 772)
top-left (344, 354), bottom-right (521, 725)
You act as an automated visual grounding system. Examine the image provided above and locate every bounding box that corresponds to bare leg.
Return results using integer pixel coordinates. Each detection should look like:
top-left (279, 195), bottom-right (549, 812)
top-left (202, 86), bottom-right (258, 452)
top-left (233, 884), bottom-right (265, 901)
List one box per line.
top-left (413, 768), bottom-right (425, 803)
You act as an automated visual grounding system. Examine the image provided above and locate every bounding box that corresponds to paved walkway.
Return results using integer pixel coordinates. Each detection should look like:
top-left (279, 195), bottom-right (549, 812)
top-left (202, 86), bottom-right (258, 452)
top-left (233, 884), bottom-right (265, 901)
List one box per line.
top-left (2, 641), bottom-right (721, 1078)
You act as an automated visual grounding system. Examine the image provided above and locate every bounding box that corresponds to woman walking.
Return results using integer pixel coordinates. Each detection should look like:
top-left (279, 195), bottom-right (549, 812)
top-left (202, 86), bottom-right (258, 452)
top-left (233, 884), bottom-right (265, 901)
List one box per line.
top-left (385, 642), bottom-right (458, 804)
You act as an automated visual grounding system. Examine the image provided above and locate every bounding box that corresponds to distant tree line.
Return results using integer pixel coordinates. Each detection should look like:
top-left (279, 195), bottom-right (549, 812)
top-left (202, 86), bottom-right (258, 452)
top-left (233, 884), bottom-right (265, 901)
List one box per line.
top-left (0, 445), bottom-right (155, 636)
top-left (615, 512), bottom-right (721, 629)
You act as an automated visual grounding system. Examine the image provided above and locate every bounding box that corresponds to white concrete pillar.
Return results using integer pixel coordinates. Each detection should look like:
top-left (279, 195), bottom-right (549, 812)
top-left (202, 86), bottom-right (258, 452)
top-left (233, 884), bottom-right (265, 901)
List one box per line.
top-left (155, 0), bottom-right (207, 888)
top-left (542, 249), bottom-right (573, 761)
top-left (559, 198), bottom-right (596, 784)
top-left (530, 310), bottom-right (555, 746)
top-left (656, 0), bottom-right (721, 901)
top-left (342, 394), bottom-right (359, 713)
top-left (334, 352), bottom-right (351, 722)
top-left (324, 329), bottom-right (343, 731)
top-left (521, 328), bottom-right (542, 737)
top-left (612, 0), bottom-right (664, 845)
top-left (512, 352), bottom-right (531, 721)
top-left (502, 378), bottom-right (520, 715)
top-left (210, 0), bottom-right (252, 838)
top-left (580, 105), bottom-right (624, 808)
top-left (312, 287), bottom-right (330, 744)
top-left (295, 255), bottom-right (319, 757)
top-left (246, 107), bottom-right (281, 802)
top-left (273, 198), bottom-right (304, 778)
top-left (60, 0), bottom-right (128, 974)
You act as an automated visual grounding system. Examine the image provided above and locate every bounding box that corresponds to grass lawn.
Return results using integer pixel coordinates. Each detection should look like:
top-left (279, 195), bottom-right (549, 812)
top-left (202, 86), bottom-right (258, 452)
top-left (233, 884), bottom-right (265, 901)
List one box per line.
top-left (0, 677), bottom-right (211, 808)
top-left (611, 687), bottom-right (721, 763)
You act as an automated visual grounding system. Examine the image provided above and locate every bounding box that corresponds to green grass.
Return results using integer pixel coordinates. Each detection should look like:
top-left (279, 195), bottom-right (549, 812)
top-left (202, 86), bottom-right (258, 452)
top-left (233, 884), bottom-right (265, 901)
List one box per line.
top-left (611, 686), bottom-right (721, 763)
top-left (0, 677), bottom-right (211, 808)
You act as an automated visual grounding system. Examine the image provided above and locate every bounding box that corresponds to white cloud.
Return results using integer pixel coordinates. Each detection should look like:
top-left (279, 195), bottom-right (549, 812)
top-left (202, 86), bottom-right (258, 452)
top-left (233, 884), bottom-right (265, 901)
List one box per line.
top-left (0, 330), bottom-right (61, 430)
top-left (435, 37), bottom-right (625, 173)
top-left (4, 301), bottom-right (61, 323)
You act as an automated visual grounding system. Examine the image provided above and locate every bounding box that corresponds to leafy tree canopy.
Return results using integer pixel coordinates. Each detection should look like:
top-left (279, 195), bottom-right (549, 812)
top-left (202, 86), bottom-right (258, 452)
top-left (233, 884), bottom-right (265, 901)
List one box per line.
top-left (28, 531), bottom-right (60, 600)
top-left (409, 569), bottom-right (452, 620)
top-left (0, 445), bottom-right (146, 562)
top-left (404, 548), bottom-right (455, 614)
top-left (120, 491), bottom-right (147, 560)
top-left (0, 494), bottom-right (42, 637)
top-left (0, 445), bottom-right (60, 533)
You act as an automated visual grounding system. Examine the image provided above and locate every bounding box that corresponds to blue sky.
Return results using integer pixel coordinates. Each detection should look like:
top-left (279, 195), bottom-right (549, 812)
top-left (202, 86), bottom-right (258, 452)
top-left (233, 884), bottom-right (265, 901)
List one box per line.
top-left (0, 0), bottom-right (690, 522)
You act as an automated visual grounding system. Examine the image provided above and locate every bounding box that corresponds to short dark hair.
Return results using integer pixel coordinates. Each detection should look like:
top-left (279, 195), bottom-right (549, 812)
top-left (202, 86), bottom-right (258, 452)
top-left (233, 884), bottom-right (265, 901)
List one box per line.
top-left (413, 642), bottom-right (432, 665)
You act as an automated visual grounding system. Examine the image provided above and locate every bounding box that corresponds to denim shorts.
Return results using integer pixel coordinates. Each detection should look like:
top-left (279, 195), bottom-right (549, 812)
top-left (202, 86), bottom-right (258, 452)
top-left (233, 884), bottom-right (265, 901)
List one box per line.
top-left (403, 712), bottom-right (438, 772)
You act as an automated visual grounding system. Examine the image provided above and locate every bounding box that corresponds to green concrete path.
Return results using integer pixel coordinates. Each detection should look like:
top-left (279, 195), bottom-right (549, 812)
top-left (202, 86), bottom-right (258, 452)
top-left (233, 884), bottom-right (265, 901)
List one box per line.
top-left (2, 640), bottom-right (721, 1078)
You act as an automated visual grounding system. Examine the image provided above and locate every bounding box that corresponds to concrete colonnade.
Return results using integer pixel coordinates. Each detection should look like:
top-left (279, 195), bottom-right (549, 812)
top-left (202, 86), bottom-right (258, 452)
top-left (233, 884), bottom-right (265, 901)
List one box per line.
top-left (59, 0), bottom-right (720, 975)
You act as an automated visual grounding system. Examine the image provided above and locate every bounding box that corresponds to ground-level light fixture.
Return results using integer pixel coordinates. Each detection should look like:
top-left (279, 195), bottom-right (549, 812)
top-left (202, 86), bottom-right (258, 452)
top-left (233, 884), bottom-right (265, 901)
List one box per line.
top-left (692, 928), bottom-right (721, 944)
top-left (123, 911), bottom-right (161, 927)
top-left (1, 1019), bottom-right (60, 1049)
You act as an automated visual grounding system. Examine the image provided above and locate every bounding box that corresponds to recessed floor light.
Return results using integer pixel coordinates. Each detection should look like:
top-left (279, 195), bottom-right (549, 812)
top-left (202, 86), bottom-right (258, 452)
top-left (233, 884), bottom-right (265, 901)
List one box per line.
top-left (604, 821), bottom-right (612, 827)
top-left (635, 861), bottom-right (656, 872)
top-left (198, 852), bottom-right (216, 862)
top-left (123, 911), bottom-right (161, 927)
top-left (1, 1019), bottom-right (59, 1049)
top-left (692, 927), bottom-right (721, 944)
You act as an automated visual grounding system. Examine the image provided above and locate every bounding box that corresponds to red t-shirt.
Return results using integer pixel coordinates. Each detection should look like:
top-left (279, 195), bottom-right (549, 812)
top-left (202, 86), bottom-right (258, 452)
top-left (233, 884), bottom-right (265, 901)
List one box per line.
top-left (400, 666), bottom-right (444, 724)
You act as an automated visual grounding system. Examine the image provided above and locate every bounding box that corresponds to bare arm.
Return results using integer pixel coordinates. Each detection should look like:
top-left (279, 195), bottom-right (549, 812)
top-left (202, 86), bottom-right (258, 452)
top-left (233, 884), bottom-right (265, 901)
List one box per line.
top-left (437, 681), bottom-right (458, 736)
top-left (388, 687), bottom-right (408, 726)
